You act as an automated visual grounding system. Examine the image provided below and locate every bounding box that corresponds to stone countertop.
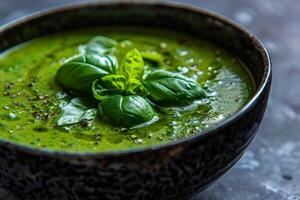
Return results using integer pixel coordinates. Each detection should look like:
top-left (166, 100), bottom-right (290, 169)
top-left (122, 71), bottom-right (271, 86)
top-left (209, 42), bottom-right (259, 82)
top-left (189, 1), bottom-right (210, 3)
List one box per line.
top-left (0, 0), bottom-right (299, 199)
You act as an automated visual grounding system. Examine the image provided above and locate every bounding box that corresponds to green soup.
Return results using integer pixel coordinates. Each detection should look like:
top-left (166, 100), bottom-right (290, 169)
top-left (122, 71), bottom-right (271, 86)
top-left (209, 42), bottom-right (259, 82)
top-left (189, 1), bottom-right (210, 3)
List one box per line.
top-left (0, 27), bottom-right (253, 152)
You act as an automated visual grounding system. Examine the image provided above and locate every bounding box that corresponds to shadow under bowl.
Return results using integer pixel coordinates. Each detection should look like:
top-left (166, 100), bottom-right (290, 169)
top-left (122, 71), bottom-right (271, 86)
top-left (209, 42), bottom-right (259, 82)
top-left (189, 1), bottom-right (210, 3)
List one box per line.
top-left (0, 1), bottom-right (271, 200)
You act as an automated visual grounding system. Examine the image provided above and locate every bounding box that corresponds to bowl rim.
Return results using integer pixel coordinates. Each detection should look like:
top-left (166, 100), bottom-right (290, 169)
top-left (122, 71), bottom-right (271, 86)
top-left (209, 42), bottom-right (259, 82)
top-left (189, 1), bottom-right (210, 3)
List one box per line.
top-left (0, 0), bottom-right (271, 159)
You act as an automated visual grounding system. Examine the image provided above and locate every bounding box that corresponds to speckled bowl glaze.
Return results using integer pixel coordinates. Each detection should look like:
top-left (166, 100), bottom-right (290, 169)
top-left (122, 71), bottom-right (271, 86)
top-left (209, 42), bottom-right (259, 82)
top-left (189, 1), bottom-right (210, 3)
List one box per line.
top-left (0, 2), bottom-right (271, 200)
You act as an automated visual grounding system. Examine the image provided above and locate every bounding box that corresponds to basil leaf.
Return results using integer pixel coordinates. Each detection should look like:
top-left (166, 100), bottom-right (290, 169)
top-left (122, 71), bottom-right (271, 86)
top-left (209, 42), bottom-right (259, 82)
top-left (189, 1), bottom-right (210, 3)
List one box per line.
top-left (56, 54), bottom-right (117, 94)
top-left (101, 74), bottom-right (127, 91)
top-left (100, 95), bottom-right (155, 128)
top-left (126, 78), bottom-right (147, 96)
top-left (92, 80), bottom-right (111, 101)
top-left (93, 75), bottom-right (146, 99)
top-left (143, 70), bottom-right (206, 105)
top-left (80, 36), bottom-right (117, 55)
top-left (57, 98), bottom-right (97, 126)
top-left (120, 48), bottom-right (144, 80)
top-left (92, 75), bottom-right (127, 100)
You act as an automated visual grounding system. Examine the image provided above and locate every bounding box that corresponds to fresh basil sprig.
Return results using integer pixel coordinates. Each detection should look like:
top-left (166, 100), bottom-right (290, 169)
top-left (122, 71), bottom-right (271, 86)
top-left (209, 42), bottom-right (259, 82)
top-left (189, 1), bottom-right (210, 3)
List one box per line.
top-left (91, 48), bottom-right (147, 98)
top-left (56, 36), bottom-right (206, 129)
top-left (92, 75), bottom-right (147, 101)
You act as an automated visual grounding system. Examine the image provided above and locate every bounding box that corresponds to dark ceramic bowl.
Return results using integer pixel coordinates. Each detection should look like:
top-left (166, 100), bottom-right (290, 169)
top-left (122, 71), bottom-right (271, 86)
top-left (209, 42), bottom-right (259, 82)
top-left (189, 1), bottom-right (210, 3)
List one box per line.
top-left (0, 1), bottom-right (271, 200)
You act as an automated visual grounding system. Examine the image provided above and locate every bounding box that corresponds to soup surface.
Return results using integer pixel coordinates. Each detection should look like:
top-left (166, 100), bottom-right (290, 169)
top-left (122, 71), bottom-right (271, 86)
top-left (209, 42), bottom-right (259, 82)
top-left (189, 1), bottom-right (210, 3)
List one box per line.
top-left (0, 27), bottom-right (253, 152)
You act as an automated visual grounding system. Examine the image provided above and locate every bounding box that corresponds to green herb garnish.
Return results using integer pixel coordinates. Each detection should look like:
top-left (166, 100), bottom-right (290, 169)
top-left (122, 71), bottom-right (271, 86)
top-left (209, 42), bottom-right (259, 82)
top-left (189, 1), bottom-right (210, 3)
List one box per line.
top-left (79, 36), bottom-right (118, 55)
top-left (55, 36), bottom-right (206, 128)
top-left (56, 54), bottom-right (117, 94)
top-left (57, 98), bottom-right (97, 126)
top-left (100, 95), bottom-right (155, 128)
top-left (143, 70), bottom-right (206, 106)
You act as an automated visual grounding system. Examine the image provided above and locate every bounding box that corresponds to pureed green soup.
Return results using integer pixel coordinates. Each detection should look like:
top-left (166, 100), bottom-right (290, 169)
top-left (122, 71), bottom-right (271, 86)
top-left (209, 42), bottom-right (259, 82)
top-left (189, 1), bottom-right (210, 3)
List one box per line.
top-left (0, 27), bottom-right (253, 152)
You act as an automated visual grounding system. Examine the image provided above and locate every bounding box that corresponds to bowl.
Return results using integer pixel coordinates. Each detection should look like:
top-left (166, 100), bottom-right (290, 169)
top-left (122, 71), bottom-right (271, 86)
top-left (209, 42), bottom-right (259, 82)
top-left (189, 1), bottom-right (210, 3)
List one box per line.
top-left (0, 1), bottom-right (271, 200)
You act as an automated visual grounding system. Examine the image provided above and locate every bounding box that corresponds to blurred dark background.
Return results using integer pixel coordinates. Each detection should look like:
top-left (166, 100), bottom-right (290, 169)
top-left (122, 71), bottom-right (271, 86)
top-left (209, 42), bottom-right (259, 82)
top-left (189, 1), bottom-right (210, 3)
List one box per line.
top-left (0, 0), bottom-right (299, 199)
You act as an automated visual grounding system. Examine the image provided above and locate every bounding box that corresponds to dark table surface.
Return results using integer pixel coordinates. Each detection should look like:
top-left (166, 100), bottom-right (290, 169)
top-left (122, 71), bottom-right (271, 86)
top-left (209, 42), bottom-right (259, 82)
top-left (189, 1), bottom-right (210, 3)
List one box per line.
top-left (0, 0), bottom-right (299, 199)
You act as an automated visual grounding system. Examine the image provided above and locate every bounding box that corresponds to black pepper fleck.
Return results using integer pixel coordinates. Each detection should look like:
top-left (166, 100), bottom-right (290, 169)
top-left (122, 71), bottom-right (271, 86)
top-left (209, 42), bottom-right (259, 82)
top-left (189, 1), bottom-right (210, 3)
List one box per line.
top-left (80, 120), bottom-right (90, 128)
top-left (10, 94), bottom-right (17, 99)
top-left (95, 135), bottom-right (101, 141)
top-left (282, 174), bottom-right (293, 181)
top-left (4, 82), bottom-right (14, 89)
top-left (3, 91), bottom-right (10, 96)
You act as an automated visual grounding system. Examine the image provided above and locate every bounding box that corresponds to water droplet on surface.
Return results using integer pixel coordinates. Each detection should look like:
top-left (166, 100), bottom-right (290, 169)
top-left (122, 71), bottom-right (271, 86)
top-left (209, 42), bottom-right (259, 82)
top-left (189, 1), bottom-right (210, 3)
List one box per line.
top-left (185, 58), bottom-right (194, 64)
top-left (55, 91), bottom-right (67, 99)
top-left (177, 66), bottom-right (189, 74)
top-left (192, 75), bottom-right (198, 80)
top-left (197, 71), bottom-right (203, 76)
top-left (8, 113), bottom-right (16, 119)
top-left (176, 49), bottom-right (189, 56)
top-left (168, 121), bottom-right (177, 126)
top-left (134, 138), bottom-right (144, 144)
